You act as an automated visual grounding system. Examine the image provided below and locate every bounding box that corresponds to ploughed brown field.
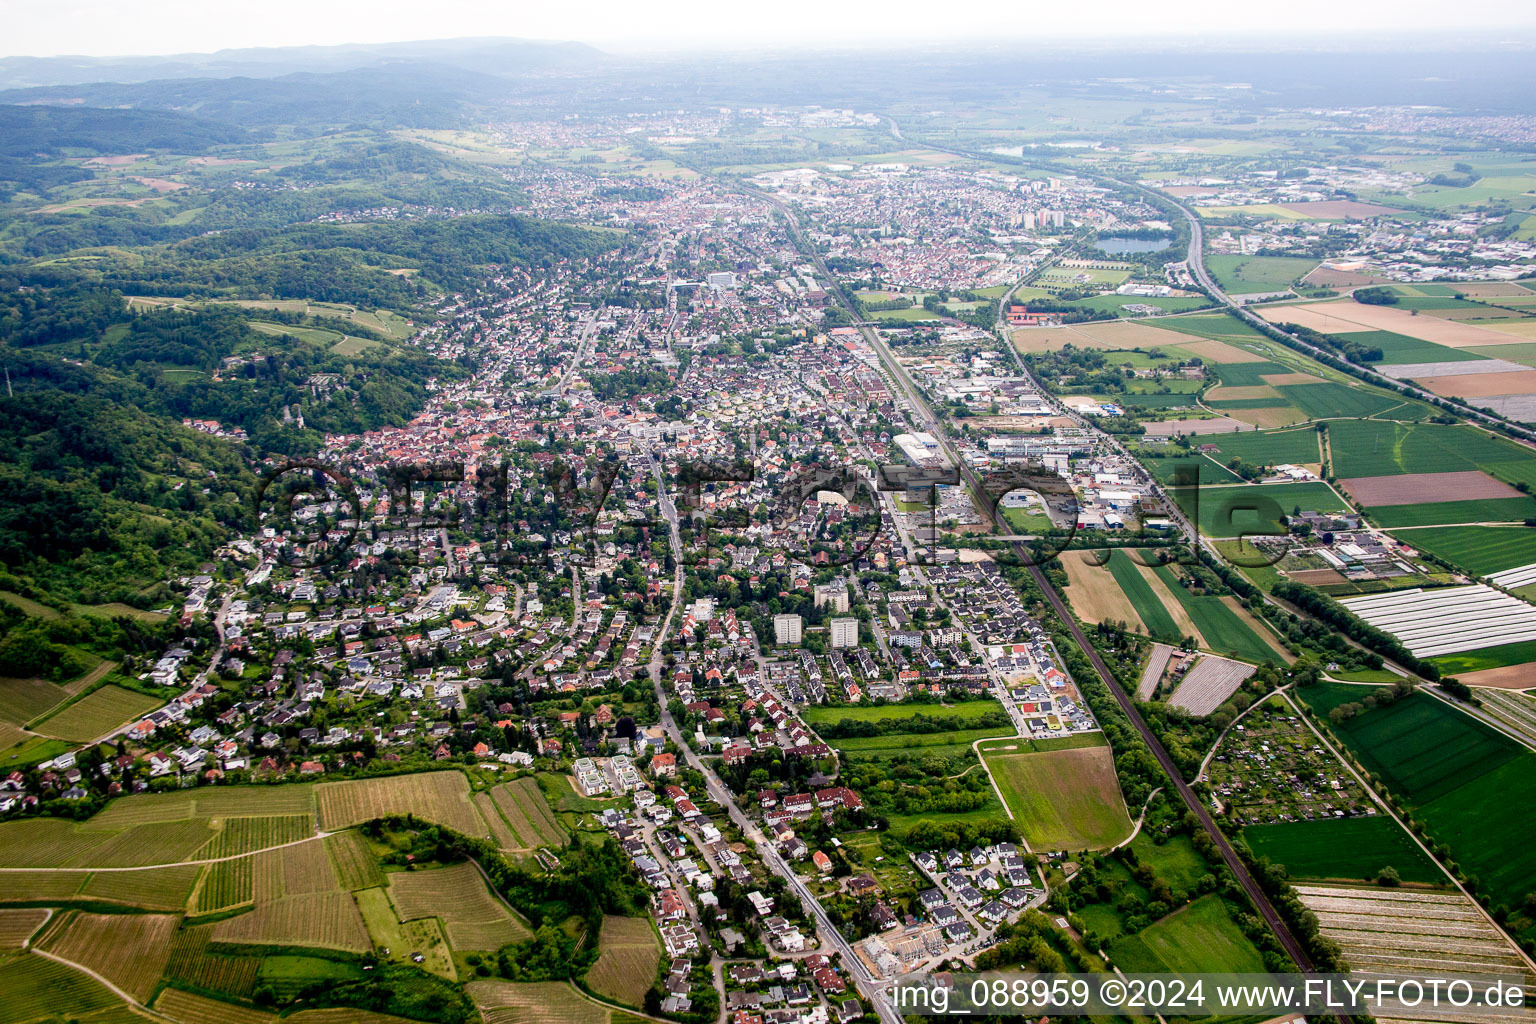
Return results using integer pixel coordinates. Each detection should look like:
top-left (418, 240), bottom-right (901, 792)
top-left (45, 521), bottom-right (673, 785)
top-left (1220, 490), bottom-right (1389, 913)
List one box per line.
top-left (1340, 470), bottom-right (1523, 506)
top-left (1414, 370), bottom-right (1536, 398)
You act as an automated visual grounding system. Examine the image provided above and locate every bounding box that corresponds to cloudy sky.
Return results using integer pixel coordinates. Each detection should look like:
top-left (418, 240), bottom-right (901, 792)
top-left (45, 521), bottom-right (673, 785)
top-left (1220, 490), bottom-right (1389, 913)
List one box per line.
top-left (5, 0), bottom-right (1535, 57)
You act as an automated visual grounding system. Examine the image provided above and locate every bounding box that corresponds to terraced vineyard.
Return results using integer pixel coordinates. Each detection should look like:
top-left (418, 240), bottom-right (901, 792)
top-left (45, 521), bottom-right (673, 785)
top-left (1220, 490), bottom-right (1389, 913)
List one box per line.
top-left (388, 860), bottom-right (531, 950)
top-left (316, 771), bottom-right (488, 836)
top-left (36, 910), bottom-right (179, 1001)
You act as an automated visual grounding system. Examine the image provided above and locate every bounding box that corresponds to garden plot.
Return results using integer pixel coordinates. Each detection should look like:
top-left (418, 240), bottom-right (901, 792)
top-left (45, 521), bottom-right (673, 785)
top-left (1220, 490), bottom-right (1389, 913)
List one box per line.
top-left (1295, 885), bottom-right (1531, 980)
top-left (1339, 585), bottom-right (1536, 658)
top-left (1167, 656), bottom-right (1255, 716)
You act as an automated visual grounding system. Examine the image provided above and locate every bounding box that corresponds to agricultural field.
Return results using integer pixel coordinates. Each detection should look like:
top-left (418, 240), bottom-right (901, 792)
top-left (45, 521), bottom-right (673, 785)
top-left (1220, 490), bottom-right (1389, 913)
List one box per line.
top-left (387, 860), bottom-right (532, 950)
top-left (466, 980), bottom-right (612, 1024)
top-left (199, 814), bottom-right (315, 859)
top-left (211, 890), bottom-right (371, 952)
top-left (1151, 566), bottom-right (1286, 663)
top-left (317, 770), bottom-right (488, 837)
top-left (1294, 884), bottom-right (1531, 979)
top-left (1108, 895), bottom-right (1268, 974)
top-left (1243, 816), bottom-right (1444, 884)
top-left (1388, 524), bottom-right (1536, 576)
top-left (165, 923), bottom-right (262, 998)
top-left (1167, 655), bottom-right (1255, 716)
top-left (325, 830), bottom-right (385, 891)
top-left (82, 862), bottom-right (204, 910)
top-left (36, 910), bottom-right (178, 1001)
top-left (155, 986), bottom-right (275, 1024)
top-left (1205, 256), bottom-right (1319, 293)
top-left (1338, 584), bottom-right (1536, 659)
top-left (29, 684), bottom-right (160, 742)
top-left (487, 776), bottom-right (568, 850)
top-left (1295, 684), bottom-right (1536, 934)
top-left (977, 739), bottom-right (1132, 852)
top-left (194, 853), bottom-right (256, 914)
top-left (0, 907), bottom-right (50, 949)
top-left (1190, 426), bottom-right (1322, 466)
top-left (252, 837), bottom-right (341, 900)
top-left (0, 953), bottom-right (123, 1024)
top-left (585, 915), bottom-right (661, 1007)
top-left (1476, 689), bottom-right (1536, 738)
top-left (1061, 550), bottom-right (1147, 633)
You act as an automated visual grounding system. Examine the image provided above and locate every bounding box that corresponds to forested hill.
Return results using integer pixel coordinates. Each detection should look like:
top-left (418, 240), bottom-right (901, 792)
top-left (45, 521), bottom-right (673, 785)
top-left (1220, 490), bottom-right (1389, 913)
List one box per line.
top-left (0, 354), bottom-right (256, 605)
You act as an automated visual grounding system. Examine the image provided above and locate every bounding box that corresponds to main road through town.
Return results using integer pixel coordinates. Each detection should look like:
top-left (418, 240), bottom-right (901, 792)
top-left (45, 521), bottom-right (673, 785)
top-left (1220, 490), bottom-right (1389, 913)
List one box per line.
top-left (643, 452), bottom-right (908, 1024)
top-left (751, 187), bottom-right (1322, 976)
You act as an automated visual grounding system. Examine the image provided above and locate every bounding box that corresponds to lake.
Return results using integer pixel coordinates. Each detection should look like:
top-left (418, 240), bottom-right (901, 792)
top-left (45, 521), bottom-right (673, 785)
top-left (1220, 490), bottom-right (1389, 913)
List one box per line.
top-left (1095, 237), bottom-right (1173, 254)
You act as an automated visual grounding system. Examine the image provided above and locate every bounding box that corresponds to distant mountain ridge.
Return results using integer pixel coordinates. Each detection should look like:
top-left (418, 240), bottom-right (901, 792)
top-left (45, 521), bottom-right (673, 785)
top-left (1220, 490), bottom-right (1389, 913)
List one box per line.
top-left (0, 36), bottom-right (604, 90)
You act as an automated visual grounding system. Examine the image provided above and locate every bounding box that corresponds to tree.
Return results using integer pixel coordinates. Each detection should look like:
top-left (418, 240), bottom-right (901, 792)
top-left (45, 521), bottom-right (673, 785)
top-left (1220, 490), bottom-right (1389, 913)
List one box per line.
top-left (1376, 866), bottom-right (1401, 887)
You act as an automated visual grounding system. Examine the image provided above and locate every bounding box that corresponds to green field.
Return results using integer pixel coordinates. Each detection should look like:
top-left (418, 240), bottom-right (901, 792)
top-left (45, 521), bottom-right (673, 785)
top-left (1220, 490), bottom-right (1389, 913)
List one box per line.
top-left (1294, 684), bottom-right (1536, 926)
top-left (1328, 420), bottom-right (1536, 483)
top-left (1428, 640), bottom-right (1536, 674)
top-left (1105, 554), bottom-right (1181, 640)
top-left (1192, 482), bottom-right (1347, 539)
top-left (1152, 566), bottom-right (1281, 663)
top-left (1158, 313), bottom-right (1271, 343)
top-left (1210, 361), bottom-right (1289, 386)
top-left (1367, 496), bottom-right (1536, 527)
top-left (1145, 454), bottom-right (1241, 485)
top-left (803, 700), bottom-right (1004, 725)
top-left (1275, 382), bottom-right (1405, 420)
top-left (1243, 815), bottom-right (1444, 884)
top-left (1117, 392), bottom-right (1202, 408)
top-left (1387, 525), bottom-right (1536, 575)
top-left (980, 739), bottom-right (1130, 851)
top-left (1205, 256), bottom-right (1319, 293)
top-left (1131, 833), bottom-right (1211, 892)
top-left (1108, 895), bottom-right (1268, 974)
top-left (1064, 294), bottom-right (1211, 316)
top-left (1353, 331), bottom-right (1488, 365)
top-left (1192, 427), bottom-right (1321, 466)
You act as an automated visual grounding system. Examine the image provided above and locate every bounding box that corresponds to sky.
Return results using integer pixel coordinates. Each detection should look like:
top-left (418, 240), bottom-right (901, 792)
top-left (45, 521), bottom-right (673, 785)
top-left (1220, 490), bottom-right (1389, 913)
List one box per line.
top-left (4, 0), bottom-right (1536, 57)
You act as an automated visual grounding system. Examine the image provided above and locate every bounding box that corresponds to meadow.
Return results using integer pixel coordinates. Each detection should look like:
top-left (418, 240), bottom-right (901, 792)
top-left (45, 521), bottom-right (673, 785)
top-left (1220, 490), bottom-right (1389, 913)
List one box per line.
top-left (978, 739), bottom-right (1132, 851)
top-left (1242, 815), bottom-right (1443, 884)
top-left (1204, 256), bottom-right (1320, 293)
top-left (1295, 684), bottom-right (1536, 926)
top-left (1109, 895), bottom-right (1268, 974)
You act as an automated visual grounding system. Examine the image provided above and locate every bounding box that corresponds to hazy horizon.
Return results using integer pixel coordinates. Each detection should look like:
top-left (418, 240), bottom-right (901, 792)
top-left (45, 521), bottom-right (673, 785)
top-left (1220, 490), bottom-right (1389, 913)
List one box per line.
top-left (5, 0), bottom-right (1536, 61)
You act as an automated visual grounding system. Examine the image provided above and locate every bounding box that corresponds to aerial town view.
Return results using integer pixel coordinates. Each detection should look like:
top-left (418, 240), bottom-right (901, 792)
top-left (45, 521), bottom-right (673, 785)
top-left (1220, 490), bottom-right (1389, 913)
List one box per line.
top-left (0, 4), bottom-right (1535, 1024)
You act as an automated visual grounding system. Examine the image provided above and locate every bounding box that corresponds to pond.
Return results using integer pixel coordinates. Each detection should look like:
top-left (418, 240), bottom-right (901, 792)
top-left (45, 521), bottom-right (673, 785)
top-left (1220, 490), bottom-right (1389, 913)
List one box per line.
top-left (1095, 236), bottom-right (1173, 254)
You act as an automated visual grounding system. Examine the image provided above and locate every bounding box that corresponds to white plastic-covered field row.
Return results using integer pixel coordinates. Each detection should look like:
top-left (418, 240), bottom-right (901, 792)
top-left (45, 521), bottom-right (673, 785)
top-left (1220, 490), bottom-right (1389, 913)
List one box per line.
top-left (1338, 585), bottom-right (1536, 657)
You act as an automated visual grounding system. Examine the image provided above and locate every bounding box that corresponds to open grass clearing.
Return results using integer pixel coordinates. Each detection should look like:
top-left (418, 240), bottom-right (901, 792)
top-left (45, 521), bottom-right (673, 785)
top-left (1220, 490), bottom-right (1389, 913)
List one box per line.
top-left (980, 743), bottom-right (1131, 852)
